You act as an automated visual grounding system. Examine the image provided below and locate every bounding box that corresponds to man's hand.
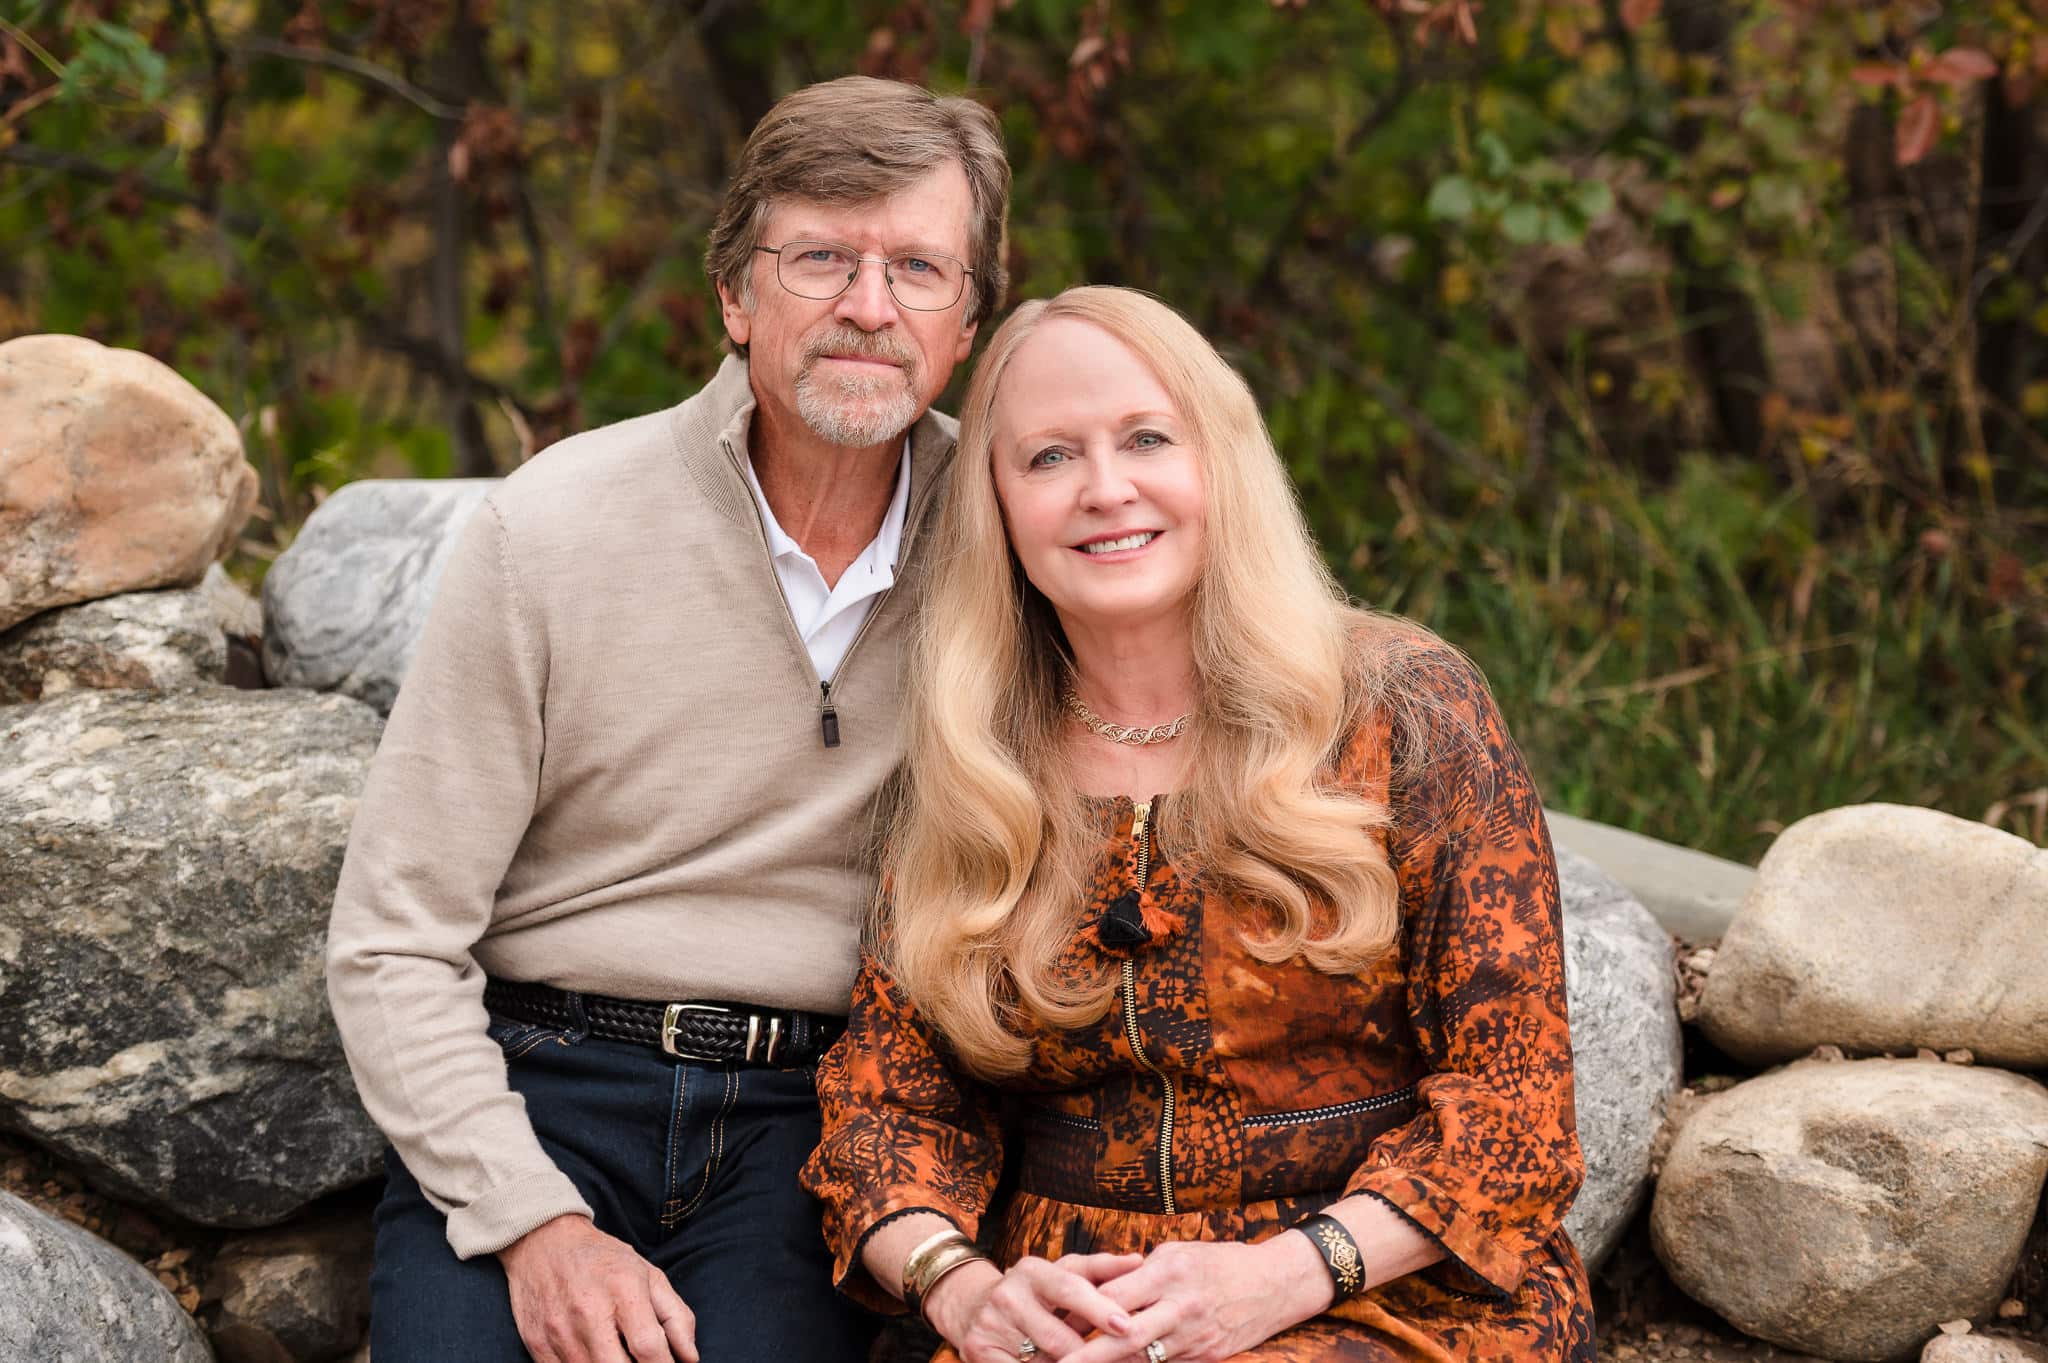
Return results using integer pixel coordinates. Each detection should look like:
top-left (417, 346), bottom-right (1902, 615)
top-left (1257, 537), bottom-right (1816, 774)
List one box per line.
top-left (499, 1215), bottom-right (699, 1363)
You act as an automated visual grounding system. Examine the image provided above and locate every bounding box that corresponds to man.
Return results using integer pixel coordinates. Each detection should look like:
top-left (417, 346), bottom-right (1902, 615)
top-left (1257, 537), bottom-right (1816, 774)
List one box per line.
top-left (326, 77), bottom-right (1010, 1363)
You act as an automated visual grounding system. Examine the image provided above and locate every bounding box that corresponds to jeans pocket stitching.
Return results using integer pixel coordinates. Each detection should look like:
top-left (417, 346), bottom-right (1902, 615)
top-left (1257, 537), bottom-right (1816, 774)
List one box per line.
top-left (501, 1028), bottom-right (564, 1059)
top-left (662, 1067), bottom-right (738, 1227)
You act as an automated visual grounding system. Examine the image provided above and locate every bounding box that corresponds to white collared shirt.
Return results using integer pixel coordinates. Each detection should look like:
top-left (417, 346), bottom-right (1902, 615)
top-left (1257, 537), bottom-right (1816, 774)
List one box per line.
top-left (741, 440), bottom-right (911, 683)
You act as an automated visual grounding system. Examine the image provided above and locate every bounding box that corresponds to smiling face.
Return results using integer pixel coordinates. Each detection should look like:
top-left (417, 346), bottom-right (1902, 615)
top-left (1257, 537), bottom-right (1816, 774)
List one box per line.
top-left (719, 160), bottom-right (980, 450)
top-left (989, 318), bottom-right (1207, 640)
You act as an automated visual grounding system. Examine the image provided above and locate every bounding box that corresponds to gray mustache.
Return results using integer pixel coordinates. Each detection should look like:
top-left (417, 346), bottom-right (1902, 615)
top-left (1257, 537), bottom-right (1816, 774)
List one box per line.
top-left (801, 329), bottom-right (918, 371)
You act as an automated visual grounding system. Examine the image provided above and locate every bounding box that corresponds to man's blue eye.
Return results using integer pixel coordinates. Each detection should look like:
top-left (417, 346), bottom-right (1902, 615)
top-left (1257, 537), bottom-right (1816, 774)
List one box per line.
top-left (899, 257), bottom-right (935, 274)
top-left (801, 249), bottom-right (840, 264)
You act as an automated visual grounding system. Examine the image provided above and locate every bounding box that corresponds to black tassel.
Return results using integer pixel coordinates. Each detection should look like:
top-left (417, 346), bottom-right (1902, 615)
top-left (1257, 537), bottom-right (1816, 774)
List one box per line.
top-left (1097, 889), bottom-right (1150, 949)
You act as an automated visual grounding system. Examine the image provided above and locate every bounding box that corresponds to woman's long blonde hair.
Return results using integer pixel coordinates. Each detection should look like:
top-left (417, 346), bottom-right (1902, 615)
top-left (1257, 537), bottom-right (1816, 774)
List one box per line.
top-left (882, 286), bottom-right (1447, 1079)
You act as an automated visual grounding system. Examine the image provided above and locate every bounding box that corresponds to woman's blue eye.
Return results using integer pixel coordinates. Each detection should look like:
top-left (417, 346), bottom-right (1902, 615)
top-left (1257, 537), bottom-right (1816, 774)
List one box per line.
top-left (1133, 430), bottom-right (1169, 449)
top-left (1030, 448), bottom-right (1067, 468)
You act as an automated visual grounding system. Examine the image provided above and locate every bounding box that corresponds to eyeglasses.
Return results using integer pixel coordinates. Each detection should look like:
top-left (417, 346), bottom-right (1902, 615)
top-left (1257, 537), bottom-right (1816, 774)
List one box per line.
top-left (755, 240), bottom-right (974, 312)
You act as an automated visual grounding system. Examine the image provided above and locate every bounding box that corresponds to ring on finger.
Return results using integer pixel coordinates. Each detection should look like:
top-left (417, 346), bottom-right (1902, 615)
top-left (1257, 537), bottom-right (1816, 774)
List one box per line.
top-left (1016, 1342), bottom-right (1039, 1362)
top-left (1145, 1341), bottom-right (1169, 1363)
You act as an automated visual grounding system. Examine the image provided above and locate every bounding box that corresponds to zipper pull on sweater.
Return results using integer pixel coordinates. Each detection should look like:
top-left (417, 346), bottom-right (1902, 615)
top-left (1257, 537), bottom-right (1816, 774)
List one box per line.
top-left (819, 682), bottom-right (841, 749)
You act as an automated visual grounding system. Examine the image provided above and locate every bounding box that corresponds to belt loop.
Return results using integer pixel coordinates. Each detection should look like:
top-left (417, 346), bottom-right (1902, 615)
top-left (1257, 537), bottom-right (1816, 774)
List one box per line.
top-left (564, 988), bottom-right (591, 1040)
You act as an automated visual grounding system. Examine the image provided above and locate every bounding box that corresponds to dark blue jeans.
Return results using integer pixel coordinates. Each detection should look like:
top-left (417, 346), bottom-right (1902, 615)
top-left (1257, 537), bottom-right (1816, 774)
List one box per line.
top-left (369, 1012), bottom-right (876, 1362)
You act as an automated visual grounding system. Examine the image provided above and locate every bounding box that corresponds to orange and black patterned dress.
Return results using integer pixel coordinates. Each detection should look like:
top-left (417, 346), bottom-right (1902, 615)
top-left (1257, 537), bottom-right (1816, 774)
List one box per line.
top-left (802, 648), bottom-right (1595, 1361)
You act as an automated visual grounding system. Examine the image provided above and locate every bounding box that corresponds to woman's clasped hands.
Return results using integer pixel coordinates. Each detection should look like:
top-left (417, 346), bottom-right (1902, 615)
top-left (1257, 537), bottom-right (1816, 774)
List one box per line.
top-left (925, 1238), bottom-right (1330, 1363)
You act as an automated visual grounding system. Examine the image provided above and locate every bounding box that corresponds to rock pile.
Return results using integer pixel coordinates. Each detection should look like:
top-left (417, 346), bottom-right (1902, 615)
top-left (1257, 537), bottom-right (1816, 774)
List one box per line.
top-left (4, 339), bottom-right (2042, 1362)
top-left (1, 340), bottom-right (380, 1361)
top-left (1653, 805), bottom-right (2048, 1362)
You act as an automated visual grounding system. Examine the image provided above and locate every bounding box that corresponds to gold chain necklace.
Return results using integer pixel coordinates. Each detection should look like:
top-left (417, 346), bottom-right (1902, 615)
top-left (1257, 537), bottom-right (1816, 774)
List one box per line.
top-left (1061, 686), bottom-right (1193, 746)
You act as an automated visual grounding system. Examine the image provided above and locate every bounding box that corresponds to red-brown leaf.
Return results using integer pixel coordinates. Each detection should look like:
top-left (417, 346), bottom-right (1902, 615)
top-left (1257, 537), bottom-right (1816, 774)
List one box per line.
top-left (1896, 93), bottom-right (1939, 166)
top-left (1924, 47), bottom-right (1999, 88)
top-left (0, 35), bottom-right (31, 87)
top-left (960, 0), bottom-right (998, 37)
top-left (1620, 0), bottom-right (1660, 31)
top-left (1545, 11), bottom-right (1584, 56)
top-left (1987, 552), bottom-right (2025, 606)
top-left (1455, 0), bottom-right (1478, 44)
top-left (1850, 62), bottom-right (1908, 89)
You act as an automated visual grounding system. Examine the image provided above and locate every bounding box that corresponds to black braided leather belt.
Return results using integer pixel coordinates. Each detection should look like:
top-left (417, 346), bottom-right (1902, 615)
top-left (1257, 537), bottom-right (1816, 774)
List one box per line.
top-left (483, 978), bottom-right (844, 1068)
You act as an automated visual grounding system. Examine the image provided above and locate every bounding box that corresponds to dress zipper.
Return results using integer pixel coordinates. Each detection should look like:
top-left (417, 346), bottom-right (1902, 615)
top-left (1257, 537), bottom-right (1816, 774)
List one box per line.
top-left (1118, 799), bottom-right (1177, 1215)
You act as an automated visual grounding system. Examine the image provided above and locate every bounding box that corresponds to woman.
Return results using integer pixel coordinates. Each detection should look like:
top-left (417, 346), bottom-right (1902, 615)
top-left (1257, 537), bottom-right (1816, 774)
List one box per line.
top-left (801, 287), bottom-right (1593, 1363)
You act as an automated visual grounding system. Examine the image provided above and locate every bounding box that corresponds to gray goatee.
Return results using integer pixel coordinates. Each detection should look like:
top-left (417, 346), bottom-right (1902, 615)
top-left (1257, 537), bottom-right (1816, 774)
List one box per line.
top-left (794, 328), bottom-right (923, 447)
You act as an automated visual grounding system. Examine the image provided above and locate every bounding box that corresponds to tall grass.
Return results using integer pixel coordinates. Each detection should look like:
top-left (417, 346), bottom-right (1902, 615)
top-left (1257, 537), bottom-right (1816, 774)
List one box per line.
top-left (1270, 393), bottom-right (2045, 865)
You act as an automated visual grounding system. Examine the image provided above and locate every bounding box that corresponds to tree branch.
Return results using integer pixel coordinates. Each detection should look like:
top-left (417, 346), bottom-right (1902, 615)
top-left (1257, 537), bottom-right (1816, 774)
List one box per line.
top-left (175, 0), bottom-right (232, 211)
top-left (0, 144), bottom-right (261, 233)
top-left (234, 36), bottom-right (465, 119)
top-left (1245, 16), bottom-right (1415, 304)
top-left (0, 142), bottom-right (530, 420)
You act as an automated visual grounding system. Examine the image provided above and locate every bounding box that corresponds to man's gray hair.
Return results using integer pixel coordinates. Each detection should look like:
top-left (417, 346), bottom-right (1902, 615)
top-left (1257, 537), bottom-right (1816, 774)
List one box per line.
top-left (705, 77), bottom-right (1012, 347)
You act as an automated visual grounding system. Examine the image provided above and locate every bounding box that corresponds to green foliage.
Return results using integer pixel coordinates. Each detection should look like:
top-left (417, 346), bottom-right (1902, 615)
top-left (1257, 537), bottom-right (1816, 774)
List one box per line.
top-left (0, 0), bottom-right (2041, 859)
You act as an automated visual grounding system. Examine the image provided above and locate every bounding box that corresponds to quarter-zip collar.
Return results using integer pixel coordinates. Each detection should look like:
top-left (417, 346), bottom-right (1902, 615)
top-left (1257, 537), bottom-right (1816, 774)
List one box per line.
top-left (669, 353), bottom-right (958, 556)
top-left (668, 353), bottom-right (959, 748)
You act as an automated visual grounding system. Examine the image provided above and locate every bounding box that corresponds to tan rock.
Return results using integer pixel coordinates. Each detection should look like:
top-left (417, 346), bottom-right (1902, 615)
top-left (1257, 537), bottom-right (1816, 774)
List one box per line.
top-left (203, 1212), bottom-right (371, 1363)
top-left (1650, 1058), bottom-right (2048, 1361)
top-left (1699, 804), bottom-right (2048, 1067)
top-left (1922, 1336), bottom-right (2048, 1361)
top-left (0, 334), bottom-right (256, 631)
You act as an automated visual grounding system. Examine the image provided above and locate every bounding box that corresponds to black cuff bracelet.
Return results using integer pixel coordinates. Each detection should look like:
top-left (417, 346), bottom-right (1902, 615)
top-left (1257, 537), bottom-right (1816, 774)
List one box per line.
top-left (1293, 1212), bottom-right (1367, 1302)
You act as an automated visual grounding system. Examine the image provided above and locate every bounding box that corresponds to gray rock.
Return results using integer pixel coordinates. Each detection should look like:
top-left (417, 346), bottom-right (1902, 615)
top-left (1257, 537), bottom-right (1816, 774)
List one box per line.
top-left (0, 1188), bottom-right (213, 1363)
top-left (1545, 808), bottom-right (1754, 941)
top-left (0, 687), bottom-right (387, 1226)
top-left (0, 565), bottom-right (261, 703)
top-left (1651, 1058), bottom-right (2048, 1361)
top-left (1923, 1335), bottom-right (2048, 1362)
top-left (1556, 848), bottom-right (1684, 1270)
top-left (262, 479), bottom-right (498, 713)
top-left (205, 1212), bottom-right (371, 1363)
top-left (1700, 803), bottom-right (2048, 1068)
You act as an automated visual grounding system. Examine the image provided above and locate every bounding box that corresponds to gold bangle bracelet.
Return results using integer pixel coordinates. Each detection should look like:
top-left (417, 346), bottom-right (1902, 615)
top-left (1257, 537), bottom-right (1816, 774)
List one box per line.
top-left (899, 1227), bottom-right (967, 1303)
top-left (904, 1239), bottom-right (991, 1318)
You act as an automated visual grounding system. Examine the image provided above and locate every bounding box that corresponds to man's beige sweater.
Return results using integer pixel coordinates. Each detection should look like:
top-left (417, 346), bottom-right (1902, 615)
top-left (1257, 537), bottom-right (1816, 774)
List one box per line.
top-left (325, 357), bottom-right (956, 1258)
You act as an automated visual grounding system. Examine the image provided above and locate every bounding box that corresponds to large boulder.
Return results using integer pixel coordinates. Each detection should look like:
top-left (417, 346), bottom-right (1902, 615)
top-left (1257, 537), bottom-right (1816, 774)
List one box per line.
top-left (0, 564), bottom-right (262, 703)
top-left (0, 687), bottom-right (386, 1226)
top-left (1651, 1057), bottom-right (2048, 1361)
top-left (1699, 804), bottom-right (2048, 1067)
top-left (0, 333), bottom-right (257, 632)
top-left (0, 1188), bottom-right (213, 1363)
top-left (204, 1212), bottom-right (372, 1363)
top-left (1556, 848), bottom-right (1683, 1269)
top-left (263, 478), bottom-right (498, 713)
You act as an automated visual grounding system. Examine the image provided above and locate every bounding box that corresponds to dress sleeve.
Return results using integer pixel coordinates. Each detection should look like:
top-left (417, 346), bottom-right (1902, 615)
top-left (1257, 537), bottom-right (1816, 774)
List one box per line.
top-left (800, 948), bottom-right (1006, 1314)
top-left (1342, 645), bottom-right (1583, 1299)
